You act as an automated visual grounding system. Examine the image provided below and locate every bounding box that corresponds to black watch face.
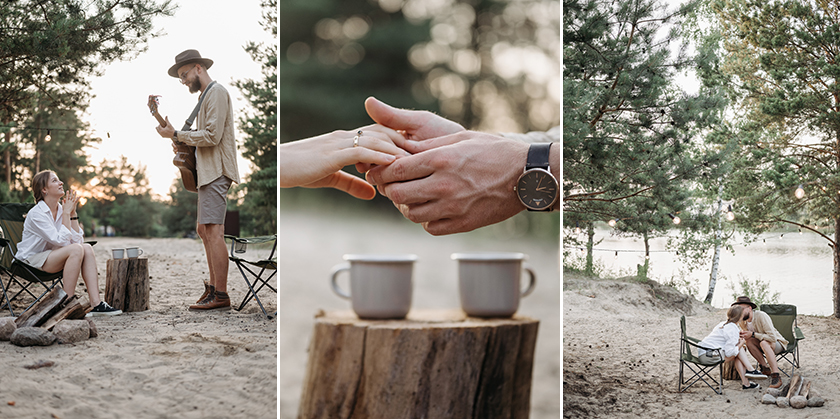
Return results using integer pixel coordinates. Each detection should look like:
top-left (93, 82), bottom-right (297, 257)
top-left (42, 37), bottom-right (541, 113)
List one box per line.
top-left (517, 168), bottom-right (558, 210)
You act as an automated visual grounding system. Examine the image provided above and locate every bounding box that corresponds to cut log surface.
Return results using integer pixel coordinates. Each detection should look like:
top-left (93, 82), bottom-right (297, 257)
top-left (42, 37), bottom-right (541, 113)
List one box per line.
top-left (15, 287), bottom-right (66, 328)
top-left (786, 374), bottom-right (802, 399)
top-left (298, 309), bottom-right (539, 419)
top-left (40, 295), bottom-right (91, 331)
top-left (105, 258), bottom-right (149, 312)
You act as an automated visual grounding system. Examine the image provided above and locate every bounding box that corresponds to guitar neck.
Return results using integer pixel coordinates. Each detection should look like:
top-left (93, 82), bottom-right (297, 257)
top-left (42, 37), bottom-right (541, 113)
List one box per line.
top-left (151, 110), bottom-right (167, 128)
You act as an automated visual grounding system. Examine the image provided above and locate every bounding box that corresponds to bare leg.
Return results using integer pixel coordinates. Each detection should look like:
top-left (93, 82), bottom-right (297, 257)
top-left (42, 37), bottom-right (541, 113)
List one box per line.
top-left (79, 243), bottom-right (101, 306)
top-left (197, 223), bottom-right (228, 293)
top-left (732, 356), bottom-right (749, 386)
top-left (737, 347), bottom-right (754, 372)
top-left (760, 340), bottom-right (780, 373)
top-left (41, 244), bottom-right (84, 299)
top-left (745, 337), bottom-right (767, 369)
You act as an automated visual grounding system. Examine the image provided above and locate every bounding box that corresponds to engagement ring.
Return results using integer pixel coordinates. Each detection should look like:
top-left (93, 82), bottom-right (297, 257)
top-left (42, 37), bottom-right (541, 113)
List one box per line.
top-left (353, 130), bottom-right (362, 147)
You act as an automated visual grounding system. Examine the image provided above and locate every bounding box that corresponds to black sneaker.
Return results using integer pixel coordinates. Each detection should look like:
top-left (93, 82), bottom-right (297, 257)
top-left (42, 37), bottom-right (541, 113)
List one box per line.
top-left (744, 369), bottom-right (767, 379)
top-left (742, 382), bottom-right (760, 390)
top-left (86, 301), bottom-right (123, 317)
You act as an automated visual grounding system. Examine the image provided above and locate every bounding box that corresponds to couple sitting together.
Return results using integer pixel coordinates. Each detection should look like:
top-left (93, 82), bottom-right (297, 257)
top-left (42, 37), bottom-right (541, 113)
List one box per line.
top-left (697, 296), bottom-right (788, 390)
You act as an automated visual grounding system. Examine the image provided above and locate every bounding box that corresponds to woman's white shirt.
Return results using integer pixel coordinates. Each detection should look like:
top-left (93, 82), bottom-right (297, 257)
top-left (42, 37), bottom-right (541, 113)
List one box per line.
top-left (698, 321), bottom-right (740, 358)
top-left (15, 200), bottom-right (83, 261)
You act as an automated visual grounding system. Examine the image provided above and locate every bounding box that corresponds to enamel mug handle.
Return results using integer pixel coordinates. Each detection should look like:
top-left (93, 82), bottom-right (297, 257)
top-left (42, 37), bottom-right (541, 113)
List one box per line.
top-left (521, 263), bottom-right (536, 297)
top-left (330, 262), bottom-right (351, 299)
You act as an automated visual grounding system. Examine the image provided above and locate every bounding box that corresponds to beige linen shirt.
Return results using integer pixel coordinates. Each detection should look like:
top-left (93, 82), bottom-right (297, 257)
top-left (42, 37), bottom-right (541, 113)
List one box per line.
top-left (749, 310), bottom-right (789, 347)
top-left (175, 82), bottom-right (241, 187)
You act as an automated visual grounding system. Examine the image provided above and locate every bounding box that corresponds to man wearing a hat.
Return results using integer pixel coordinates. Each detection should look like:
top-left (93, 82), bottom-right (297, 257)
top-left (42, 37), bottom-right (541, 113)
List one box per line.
top-left (156, 49), bottom-right (241, 311)
top-left (732, 296), bottom-right (788, 389)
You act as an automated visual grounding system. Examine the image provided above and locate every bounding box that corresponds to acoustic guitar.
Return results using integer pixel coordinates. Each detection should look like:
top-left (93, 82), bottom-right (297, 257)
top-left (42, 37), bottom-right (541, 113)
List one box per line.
top-left (147, 95), bottom-right (198, 192)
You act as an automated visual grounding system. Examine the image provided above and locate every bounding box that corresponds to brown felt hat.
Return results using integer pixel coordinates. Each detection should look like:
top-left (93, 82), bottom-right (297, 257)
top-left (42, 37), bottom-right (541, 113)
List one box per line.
top-left (731, 296), bottom-right (757, 309)
top-left (167, 49), bottom-right (214, 78)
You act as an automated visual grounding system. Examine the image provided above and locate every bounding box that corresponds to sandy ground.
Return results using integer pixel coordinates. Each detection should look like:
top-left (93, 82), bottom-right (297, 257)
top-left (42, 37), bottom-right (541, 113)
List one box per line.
top-left (563, 272), bottom-right (840, 418)
top-left (279, 207), bottom-right (561, 419)
top-left (0, 237), bottom-right (276, 419)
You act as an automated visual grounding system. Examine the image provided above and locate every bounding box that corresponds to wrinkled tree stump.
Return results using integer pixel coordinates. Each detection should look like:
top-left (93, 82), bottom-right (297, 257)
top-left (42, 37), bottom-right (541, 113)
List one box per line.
top-left (722, 358), bottom-right (738, 380)
top-left (105, 258), bottom-right (149, 312)
top-left (298, 309), bottom-right (539, 419)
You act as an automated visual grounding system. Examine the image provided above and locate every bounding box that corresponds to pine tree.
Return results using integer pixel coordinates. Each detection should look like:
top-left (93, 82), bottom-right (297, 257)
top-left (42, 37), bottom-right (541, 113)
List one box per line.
top-left (711, 0), bottom-right (840, 317)
top-left (564, 0), bottom-right (728, 274)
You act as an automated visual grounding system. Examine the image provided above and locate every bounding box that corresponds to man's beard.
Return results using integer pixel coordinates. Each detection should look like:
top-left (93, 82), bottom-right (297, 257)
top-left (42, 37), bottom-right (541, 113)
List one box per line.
top-left (188, 76), bottom-right (201, 93)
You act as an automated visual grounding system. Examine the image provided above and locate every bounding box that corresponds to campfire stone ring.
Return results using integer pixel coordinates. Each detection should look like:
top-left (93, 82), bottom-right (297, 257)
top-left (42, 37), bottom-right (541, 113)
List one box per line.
top-left (353, 130), bottom-right (362, 148)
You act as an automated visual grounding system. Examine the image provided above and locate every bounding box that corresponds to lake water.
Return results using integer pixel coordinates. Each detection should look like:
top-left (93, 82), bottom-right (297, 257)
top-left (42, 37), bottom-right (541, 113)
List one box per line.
top-left (568, 228), bottom-right (835, 316)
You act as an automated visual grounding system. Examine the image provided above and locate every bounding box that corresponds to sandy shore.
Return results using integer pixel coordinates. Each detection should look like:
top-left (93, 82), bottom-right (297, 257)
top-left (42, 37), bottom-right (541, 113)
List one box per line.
top-left (563, 272), bottom-right (840, 418)
top-left (279, 207), bottom-right (561, 418)
top-left (0, 237), bottom-right (276, 419)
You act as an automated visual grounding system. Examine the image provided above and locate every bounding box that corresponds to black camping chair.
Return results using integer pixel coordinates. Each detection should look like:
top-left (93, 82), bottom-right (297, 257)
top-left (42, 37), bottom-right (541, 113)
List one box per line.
top-left (678, 315), bottom-right (725, 395)
top-left (0, 203), bottom-right (64, 317)
top-left (225, 234), bottom-right (276, 319)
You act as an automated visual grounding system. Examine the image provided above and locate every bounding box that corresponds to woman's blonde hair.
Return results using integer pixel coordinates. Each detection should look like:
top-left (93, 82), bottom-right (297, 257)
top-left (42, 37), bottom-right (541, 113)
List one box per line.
top-left (31, 170), bottom-right (55, 202)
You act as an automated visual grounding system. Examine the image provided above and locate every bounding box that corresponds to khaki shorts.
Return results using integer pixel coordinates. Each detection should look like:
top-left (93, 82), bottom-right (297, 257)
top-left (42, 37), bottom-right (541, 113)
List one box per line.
top-left (698, 350), bottom-right (723, 365)
top-left (197, 175), bottom-right (232, 225)
top-left (22, 250), bottom-right (52, 270)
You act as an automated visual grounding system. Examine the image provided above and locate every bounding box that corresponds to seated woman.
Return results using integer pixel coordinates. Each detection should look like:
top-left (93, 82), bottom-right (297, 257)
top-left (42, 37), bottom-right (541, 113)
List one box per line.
top-left (15, 170), bottom-right (121, 316)
top-left (696, 304), bottom-right (762, 390)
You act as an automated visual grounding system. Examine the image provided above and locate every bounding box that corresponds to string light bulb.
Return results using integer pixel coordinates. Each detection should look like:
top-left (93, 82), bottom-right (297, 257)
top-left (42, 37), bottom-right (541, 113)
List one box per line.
top-left (795, 184), bottom-right (805, 199)
top-left (574, 222), bottom-right (581, 235)
top-left (726, 205), bottom-right (735, 221)
top-left (608, 219), bottom-right (617, 227)
top-left (44, 130), bottom-right (51, 142)
top-left (668, 213), bottom-right (681, 225)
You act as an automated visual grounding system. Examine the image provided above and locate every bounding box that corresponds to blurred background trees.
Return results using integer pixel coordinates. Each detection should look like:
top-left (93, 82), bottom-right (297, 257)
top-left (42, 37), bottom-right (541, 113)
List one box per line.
top-left (0, 0), bottom-right (275, 238)
top-left (280, 0), bottom-right (560, 239)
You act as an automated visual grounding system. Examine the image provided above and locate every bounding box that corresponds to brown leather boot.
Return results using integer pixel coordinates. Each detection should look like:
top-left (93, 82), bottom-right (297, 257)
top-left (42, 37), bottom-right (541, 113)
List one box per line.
top-left (196, 282), bottom-right (215, 304)
top-left (189, 290), bottom-right (231, 311)
top-left (769, 372), bottom-right (782, 388)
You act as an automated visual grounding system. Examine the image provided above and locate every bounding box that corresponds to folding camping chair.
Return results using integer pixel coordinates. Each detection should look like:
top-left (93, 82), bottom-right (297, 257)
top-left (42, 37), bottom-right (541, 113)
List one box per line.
top-left (225, 234), bottom-right (276, 319)
top-left (0, 203), bottom-right (64, 317)
top-left (760, 304), bottom-right (805, 377)
top-left (678, 315), bottom-right (725, 395)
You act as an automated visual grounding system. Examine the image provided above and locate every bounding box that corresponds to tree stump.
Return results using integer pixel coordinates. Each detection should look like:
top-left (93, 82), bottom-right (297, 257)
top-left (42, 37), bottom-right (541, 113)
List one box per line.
top-left (298, 309), bottom-right (539, 419)
top-left (722, 359), bottom-right (739, 380)
top-left (105, 258), bottom-right (149, 312)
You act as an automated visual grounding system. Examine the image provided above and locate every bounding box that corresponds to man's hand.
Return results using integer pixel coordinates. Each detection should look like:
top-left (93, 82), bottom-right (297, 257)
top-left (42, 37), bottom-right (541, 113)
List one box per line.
top-left (365, 131), bottom-right (529, 235)
top-left (358, 97), bottom-right (465, 174)
top-left (155, 116), bottom-right (176, 139)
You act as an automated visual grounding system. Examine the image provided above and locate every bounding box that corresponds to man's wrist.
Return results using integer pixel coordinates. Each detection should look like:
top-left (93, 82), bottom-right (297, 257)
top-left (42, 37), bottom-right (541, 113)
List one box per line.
top-left (172, 130), bottom-right (179, 140)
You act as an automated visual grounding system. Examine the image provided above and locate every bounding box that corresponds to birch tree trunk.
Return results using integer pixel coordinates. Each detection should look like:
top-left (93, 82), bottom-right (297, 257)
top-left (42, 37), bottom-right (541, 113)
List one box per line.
top-left (704, 183), bottom-right (724, 304)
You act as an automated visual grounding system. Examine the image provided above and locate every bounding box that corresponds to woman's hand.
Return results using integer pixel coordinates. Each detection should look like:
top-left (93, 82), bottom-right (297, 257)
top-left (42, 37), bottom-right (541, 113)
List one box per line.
top-left (280, 124), bottom-right (409, 199)
top-left (62, 189), bottom-right (79, 216)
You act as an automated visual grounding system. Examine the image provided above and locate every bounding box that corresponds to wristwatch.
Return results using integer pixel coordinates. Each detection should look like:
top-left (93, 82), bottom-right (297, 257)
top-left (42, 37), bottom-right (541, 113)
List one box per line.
top-left (172, 130), bottom-right (179, 141)
top-left (515, 143), bottom-right (558, 211)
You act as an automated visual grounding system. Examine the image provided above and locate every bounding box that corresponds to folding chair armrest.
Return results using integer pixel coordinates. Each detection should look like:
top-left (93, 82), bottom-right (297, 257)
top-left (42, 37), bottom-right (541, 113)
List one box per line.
top-left (0, 237), bottom-right (9, 247)
top-left (85, 240), bottom-right (97, 247)
top-left (794, 326), bottom-right (805, 341)
top-left (683, 339), bottom-right (721, 354)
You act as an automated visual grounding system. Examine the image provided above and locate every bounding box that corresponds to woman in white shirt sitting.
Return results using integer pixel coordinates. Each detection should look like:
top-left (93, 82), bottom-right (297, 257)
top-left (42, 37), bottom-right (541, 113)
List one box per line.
top-left (697, 304), bottom-right (763, 390)
top-left (15, 170), bottom-right (121, 316)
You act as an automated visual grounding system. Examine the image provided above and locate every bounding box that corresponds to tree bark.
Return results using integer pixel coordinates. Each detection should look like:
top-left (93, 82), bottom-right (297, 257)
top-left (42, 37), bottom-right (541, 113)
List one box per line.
top-left (14, 287), bottom-right (67, 328)
top-left (705, 182), bottom-right (724, 304)
top-left (298, 309), bottom-right (539, 419)
top-left (835, 218), bottom-right (840, 318)
top-left (105, 258), bottom-right (150, 312)
top-left (585, 222), bottom-right (595, 275)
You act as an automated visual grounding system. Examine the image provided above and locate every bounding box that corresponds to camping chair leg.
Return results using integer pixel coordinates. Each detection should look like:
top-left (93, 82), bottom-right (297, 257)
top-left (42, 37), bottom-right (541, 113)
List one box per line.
top-left (18, 276), bottom-right (62, 315)
top-left (234, 262), bottom-right (275, 318)
top-left (0, 275), bottom-right (13, 317)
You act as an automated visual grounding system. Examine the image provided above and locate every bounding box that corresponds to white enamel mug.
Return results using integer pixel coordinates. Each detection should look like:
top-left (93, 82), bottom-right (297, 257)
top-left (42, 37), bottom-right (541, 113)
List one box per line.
top-left (330, 254), bottom-right (417, 319)
top-left (452, 252), bottom-right (536, 318)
